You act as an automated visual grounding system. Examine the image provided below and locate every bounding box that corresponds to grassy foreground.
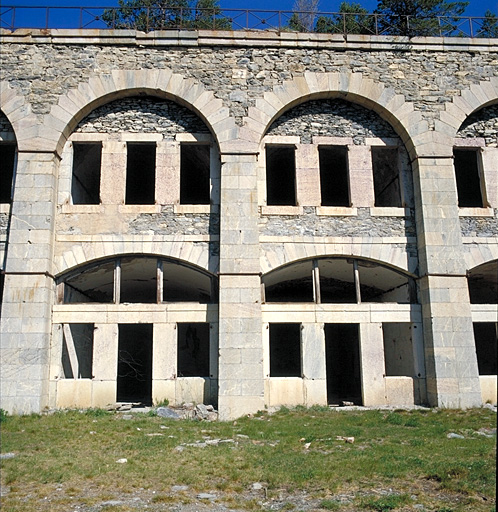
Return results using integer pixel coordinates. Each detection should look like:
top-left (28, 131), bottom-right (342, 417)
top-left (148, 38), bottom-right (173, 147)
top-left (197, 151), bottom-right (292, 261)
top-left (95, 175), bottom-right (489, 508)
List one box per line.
top-left (0, 406), bottom-right (496, 512)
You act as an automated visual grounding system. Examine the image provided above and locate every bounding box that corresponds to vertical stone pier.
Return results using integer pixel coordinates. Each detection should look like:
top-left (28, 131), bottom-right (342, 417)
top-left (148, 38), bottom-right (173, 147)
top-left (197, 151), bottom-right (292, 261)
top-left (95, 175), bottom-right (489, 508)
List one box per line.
top-left (414, 152), bottom-right (482, 408)
top-left (0, 151), bottom-right (58, 413)
top-left (217, 148), bottom-right (265, 420)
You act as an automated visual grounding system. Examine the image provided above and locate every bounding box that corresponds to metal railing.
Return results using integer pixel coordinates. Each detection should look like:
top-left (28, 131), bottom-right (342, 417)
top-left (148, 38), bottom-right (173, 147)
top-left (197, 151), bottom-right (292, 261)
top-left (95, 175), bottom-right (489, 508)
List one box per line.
top-left (0, 6), bottom-right (496, 38)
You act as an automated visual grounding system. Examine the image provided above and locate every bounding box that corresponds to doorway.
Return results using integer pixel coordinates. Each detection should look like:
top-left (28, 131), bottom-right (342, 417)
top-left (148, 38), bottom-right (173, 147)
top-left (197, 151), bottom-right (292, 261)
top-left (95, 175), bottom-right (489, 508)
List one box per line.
top-left (325, 323), bottom-right (362, 405)
top-left (117, 324), bottom-right (153, 404)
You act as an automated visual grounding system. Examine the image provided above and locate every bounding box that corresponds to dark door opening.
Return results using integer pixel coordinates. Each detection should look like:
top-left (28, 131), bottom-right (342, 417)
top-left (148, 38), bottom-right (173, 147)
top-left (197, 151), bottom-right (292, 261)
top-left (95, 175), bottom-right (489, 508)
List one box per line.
top-left (117, 324), bottom-right (153, 404)
top-left (325, 323), bottom-right (362, 405)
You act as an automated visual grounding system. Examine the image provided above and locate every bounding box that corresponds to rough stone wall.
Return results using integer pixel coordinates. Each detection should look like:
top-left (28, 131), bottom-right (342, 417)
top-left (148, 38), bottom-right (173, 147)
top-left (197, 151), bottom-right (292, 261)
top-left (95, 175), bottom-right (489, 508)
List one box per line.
top-left (266, 99), bottom-right (398, 143)
top-left (456, 104), bottom-right (498, 147)
top-left (457, 104), bottom-right (498, 237)
top-left (129, 207), bottom-right (219, 236)
top-left (1, 44), bottom-right (497, 125)
top-left (260, 207), bottom-right (416, 238)
top-left (460, 210), bottom-right (498, 237)
top-left (75, 97), bottom-right (209, 135)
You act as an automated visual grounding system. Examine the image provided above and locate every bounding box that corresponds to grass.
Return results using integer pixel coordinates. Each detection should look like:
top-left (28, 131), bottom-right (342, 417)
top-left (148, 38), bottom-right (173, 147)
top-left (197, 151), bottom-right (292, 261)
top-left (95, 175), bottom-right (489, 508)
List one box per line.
top-left (0, 407), bottom-right (495, 511)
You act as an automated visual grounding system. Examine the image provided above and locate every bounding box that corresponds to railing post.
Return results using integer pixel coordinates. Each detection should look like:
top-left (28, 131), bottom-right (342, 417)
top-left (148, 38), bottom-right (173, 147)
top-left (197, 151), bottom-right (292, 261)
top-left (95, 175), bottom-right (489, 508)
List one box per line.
top-left (45, 7), bottom-right (49, 29)
top-left (79, 8), bottom-right (83, 30)
top-left (343, 13), bottom-right (346, 36)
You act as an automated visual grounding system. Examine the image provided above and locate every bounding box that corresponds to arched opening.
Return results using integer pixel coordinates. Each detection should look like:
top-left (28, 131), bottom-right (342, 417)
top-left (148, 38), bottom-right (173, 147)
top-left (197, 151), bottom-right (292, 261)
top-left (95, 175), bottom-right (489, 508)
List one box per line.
top-left (59, 255), bottom-right (217, 304)
top-left (65, 96), bottom-right (214, 207)
top-left (262, 257), bottom-right (416, 304)
top-left (468, 260), bottom-right (498, 304)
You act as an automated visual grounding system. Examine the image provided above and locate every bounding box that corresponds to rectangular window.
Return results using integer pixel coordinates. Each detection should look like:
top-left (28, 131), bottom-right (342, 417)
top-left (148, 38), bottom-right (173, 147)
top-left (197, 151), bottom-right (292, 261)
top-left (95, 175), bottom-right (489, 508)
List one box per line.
top-left (453, 149), bottom-right (484, 207)
top-left (382, 323), bottom-right (415, 377)
top-left (180, 144), bottom-right (210, 205)
top-left (71, 142), bottom-right (101, 204)
top-left (319, 146), bottom-right (350, 206)
top-left (61, 323), bottom-right (94, 379)
top-left (372, 146), bottom-right (401, 207)
top-left (269, 323), bottom-right (301, 377)
top-left (266, 146), bottom-right (296, 206)
top-left (126, 142), bottom-right (156, 205)
top-left (473, 323), bottom-right (497, 375)
top-left (177, 323), bottom-right (210, 377)
top-left (0, 143), bottom-right (16, 203)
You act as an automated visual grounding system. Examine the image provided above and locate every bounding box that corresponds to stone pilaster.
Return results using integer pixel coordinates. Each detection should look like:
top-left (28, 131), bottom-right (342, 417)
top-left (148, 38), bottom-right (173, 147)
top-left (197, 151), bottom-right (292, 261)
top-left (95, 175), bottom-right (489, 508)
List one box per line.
top-left (0, 151), bottom-right (58, 413)
top-left (217, 150), bottom-right (264, 420)
top-left (414, 155), bottom-right (482, 408)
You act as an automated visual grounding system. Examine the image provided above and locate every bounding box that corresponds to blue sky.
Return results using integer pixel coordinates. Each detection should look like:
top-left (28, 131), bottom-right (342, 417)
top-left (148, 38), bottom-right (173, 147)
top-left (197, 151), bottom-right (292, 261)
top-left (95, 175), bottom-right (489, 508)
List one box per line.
top-left (1, 0), bottom-right (497, 30)
top-left (2, 0), bottom-right (497, 15)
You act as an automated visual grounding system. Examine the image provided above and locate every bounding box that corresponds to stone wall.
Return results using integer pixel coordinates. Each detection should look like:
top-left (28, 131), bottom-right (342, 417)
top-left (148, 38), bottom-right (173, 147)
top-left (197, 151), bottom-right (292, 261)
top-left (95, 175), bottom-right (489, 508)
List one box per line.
top-left (266, 99), bottom-right (398, 143)
top-left (260, 207), bottom-right (415, 238)
top-left (456, 104), bottom-right (498, 146)
top-left (75, 97), bottom-right (210, 135)
top-left (1, 43), bottom-right (497, 125)
top-left (129, 207), bottom-right (219, 236)
top-left (460, 210), bottom-right (498, 237)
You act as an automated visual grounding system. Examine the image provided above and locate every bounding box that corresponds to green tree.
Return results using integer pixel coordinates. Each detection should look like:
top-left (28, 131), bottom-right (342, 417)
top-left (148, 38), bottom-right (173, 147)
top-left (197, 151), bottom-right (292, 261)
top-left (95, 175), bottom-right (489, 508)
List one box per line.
top-left (374, 0), bottom-right (469, 37)
top-left (102, 0), bottom-right (231, 32)
top-left (316, 2), bottom-right (375, 35)
top-left (476, 10), bottom-right (498, 38)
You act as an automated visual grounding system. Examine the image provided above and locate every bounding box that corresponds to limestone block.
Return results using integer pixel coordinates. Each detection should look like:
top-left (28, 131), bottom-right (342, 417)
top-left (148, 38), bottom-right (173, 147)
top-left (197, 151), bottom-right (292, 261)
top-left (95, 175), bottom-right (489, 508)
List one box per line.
top-left (56, 379), bottom-right (92, 408)
top-left (480, 376), bottom-right (497, 405)
top-left (93, 324), bottom-right (118, 381)
top-left (267, 378), bottom-right (304, 408)
top-left (360, 323), bottom-right (386, 406)
top-left (176, 377), bottom-right (208, 405)
top-left (302, 323), bottom-right (326, 380)
top-left (91, 380), bottom-right (116, 408)
top-left (303, 379), bottom-right (327, 406)
top-left (101, 141), bottom-right (126, 204)
top-left (348, 145), bottom-right (375, 207)
top-left (218, 395), bottom-right (265, 421)
top-left (152, 380), bottom-right (176, 405)
top-left (152, 323), bottom-right (176, 380)
top-left (385, 376), bottom-right (415, 406)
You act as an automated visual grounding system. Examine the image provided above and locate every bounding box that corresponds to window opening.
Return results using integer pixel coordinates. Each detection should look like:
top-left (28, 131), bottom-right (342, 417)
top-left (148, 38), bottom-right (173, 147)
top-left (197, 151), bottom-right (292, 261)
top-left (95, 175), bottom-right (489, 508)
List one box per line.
top-left (319, 258), bottom-right (357, 303)
top-left (468, 260), bottom-right (498, 304)
top-left (319, 146), bottom-right (350, 207)
top-left (63, 261), bottom-right (115, 303)
top-left (382, 323), bottom-right (414, 376)
top-left (473, 323), bottom-right (497, 375)
top-left (372, 146), bottom-right (401, 207)
top-left (0, 143), bottom-right (16, 203)
top-left (269, 323), bottom-right (301, 377)
top-left (163, 261), bottom-right (213, 302)
top-left (453, 149), bottom-right (484, 207)
top-left (126, 142), bottom-right (156, 205)
top-left (358, 261), bottom-right (414, 303)
top-left (71, 143), bottom-right (101, 204)
top-left (61, 323), bottom-right (94, 379)
top-left (180, 144), bottom-right (210, 205)
top-left (263, 260), bottom-right (313, 303)
top-left (120, 257), bottom-right (157, 304)
top-left (266, 145), bottom-right (296, 206)
top-left (117, 324), bottom-right (153, 404)
top-left (177, 323), bottom-right (210, 377)
top-left (325, 323), bottom-right (362, 405)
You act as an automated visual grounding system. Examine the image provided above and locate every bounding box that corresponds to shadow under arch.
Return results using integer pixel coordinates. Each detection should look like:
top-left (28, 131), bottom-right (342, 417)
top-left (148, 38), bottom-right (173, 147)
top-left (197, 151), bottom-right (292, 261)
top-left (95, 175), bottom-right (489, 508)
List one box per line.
top-left (262, 255), bottom-right (418, 304)
top-left (467, 259), bottom-right (498, 305)
top-left (57, 253), bottom-right (218, 305)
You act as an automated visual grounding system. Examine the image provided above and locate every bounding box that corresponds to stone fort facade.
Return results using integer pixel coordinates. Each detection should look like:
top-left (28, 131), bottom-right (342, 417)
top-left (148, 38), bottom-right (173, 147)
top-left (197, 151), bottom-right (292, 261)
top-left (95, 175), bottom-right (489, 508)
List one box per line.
top-left (0, 28), bottom-right (497, 419)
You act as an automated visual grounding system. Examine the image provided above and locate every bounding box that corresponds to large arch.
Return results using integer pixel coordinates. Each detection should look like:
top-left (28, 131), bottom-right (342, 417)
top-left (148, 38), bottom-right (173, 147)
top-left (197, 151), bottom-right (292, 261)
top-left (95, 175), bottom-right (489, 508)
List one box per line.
top-left (260, 242), bottom-right (417, 275)
top-left (2, 69), bottom-right (237, 155)
top-left (244, 71), bottom-right (426, 160)
top-left (55, 239), bottom-right (217, 276)
top-left (437, 77), bottom-right (498, 144)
